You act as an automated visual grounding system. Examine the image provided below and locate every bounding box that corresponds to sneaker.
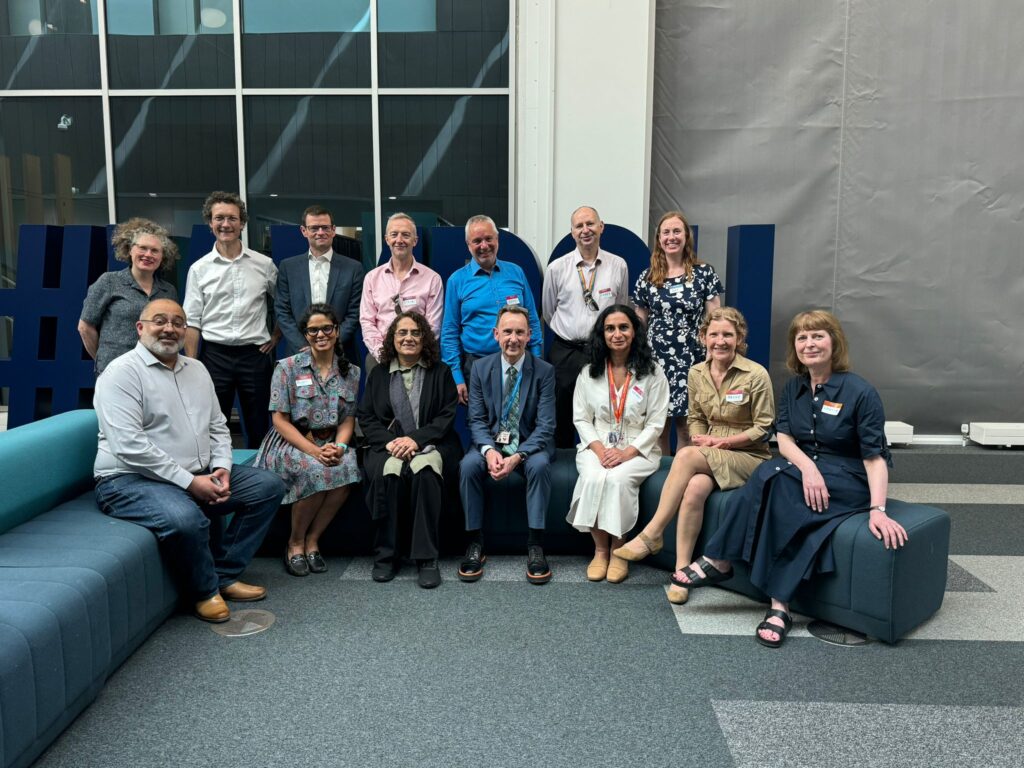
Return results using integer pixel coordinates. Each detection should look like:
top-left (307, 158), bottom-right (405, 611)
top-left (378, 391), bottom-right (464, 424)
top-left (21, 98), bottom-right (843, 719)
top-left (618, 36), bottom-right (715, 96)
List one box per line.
top-left (417, 559), bottom-right (442, 589)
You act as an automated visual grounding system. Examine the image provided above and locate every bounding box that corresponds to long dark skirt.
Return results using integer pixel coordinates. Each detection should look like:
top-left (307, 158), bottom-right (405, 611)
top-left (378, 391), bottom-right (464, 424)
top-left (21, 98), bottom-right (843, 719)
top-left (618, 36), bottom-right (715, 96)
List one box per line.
top-left (703, 457), bottom-right (870, 602)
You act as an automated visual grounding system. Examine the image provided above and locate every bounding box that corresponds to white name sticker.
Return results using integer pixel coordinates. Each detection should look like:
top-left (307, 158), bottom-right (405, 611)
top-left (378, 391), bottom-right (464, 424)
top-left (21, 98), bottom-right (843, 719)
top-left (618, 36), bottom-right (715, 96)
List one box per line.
top-left (505, 295), bottom-right (521, 306)
top-left (725, 389), bottom-right (745, 403)
top-left (821, 400), bottom-right (843, 416)
top-left (401, 297), bottom-right (418, 309)
top-left (295, 376), bottom-right (314, 388)
top-left (598, 287), bottom-right (612, 296)
top-left (630, 384), bottom-right (645, 401)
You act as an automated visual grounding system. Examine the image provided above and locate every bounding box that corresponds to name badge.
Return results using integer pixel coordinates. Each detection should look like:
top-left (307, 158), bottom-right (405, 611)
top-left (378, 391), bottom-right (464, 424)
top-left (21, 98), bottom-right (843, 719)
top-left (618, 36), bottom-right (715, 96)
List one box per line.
top-left (822, 401), bottom-right (843, 416)
top-left (669, 284), bottom-right (685, 294)
top-left (630, 384), bottom-right (644, 401)
top-left (505, 295), bottom-right (521, 306)
top-left (495, 431), bottom-right (511, 445)
top-left (607, 432), bottom-right (620, 445)
top-left (598, 287), bottom-right (612, 296)
top-left (295, 375), bottom-right (314, 388)
top-left (401, 297), bottom-right (418, 309)
top-left (725, 389), bottom-right (745, 404)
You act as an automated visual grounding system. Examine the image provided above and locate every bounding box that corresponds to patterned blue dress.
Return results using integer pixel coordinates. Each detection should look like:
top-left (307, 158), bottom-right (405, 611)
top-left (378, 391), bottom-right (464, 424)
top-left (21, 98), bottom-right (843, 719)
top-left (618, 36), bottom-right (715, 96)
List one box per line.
top-left (632, 262), bottom-right (724, 417)
top-left (255, 351), bottom-right (361, 503)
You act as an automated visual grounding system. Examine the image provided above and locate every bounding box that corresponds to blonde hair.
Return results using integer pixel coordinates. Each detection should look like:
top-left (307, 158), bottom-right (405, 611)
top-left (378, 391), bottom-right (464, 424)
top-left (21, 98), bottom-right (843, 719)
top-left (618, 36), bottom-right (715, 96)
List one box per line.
top-left (111, 217), bottom-right (178, 273)
top-left (786, 310), bottom-right (851, 374)
top-left (699, 306), bottom-right (749, 355)
top-left (648, 210), bottom-right (700, 286)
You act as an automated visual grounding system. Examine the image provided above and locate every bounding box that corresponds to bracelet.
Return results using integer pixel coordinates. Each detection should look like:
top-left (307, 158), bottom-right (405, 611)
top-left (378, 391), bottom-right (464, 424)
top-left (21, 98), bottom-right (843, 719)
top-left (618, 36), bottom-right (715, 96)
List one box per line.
top-left (336, 442), bottom-right (348, 452)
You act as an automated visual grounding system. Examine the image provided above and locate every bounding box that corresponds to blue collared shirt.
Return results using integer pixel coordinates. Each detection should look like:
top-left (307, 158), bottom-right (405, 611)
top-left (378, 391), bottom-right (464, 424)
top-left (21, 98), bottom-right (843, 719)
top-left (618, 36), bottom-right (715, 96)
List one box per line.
top-left (440, 258), bottom-right (543, 385)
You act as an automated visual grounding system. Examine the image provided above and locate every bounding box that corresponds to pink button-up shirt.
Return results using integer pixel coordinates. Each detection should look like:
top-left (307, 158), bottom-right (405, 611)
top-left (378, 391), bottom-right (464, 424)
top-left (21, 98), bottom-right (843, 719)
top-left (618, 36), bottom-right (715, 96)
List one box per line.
top-left (359, 259), bottom-right (444, 360)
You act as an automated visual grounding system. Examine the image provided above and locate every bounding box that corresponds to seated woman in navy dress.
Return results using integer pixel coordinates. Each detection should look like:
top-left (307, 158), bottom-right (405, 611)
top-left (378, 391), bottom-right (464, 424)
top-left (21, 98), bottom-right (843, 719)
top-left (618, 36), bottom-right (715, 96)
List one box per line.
top-left (674, 310), bottom-right (908, 648)
top-left (255, 303), bottom-right (360, 578)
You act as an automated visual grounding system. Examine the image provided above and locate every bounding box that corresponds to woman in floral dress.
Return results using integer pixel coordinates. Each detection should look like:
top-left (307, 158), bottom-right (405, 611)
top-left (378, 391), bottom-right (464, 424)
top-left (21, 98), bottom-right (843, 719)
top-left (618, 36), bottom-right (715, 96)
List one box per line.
top-left (633, 210), bottom-right (723, 453)
top-left (255, 303), bottom-right (360, 577)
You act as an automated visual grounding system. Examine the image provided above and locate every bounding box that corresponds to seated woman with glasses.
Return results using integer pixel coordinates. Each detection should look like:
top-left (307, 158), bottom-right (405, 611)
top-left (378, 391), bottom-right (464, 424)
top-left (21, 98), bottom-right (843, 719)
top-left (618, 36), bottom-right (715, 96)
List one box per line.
top-left (357, 311), bottom-right (461, 589)
top-left (254, 303), bottom-right (360, 577)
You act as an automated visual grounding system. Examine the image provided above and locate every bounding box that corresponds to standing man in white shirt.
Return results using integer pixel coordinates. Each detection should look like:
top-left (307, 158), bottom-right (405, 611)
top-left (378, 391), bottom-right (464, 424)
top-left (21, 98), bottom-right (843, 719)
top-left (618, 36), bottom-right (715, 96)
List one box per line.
top-left (359, 212), bottom-right (443, 373)
top-left (183, 191), bottom-right (280, 448)
top-left (542, 205), bottom-right (629, 448)
top-left (276, 204), bottom-right (364, 359)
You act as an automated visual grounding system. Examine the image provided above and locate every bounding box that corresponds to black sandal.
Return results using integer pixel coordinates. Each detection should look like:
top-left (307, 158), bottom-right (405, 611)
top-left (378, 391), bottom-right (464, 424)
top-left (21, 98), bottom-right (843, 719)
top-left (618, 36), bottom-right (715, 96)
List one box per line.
top-left (670, 556), bottom-right (733, 589)
top-left (755, 608), bottom-right (793, 649)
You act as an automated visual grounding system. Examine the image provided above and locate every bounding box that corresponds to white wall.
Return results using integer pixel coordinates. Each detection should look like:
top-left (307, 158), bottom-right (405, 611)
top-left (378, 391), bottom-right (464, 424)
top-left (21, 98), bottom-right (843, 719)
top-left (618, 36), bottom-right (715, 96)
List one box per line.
top-left (516, 0), bottom-right (655, 262)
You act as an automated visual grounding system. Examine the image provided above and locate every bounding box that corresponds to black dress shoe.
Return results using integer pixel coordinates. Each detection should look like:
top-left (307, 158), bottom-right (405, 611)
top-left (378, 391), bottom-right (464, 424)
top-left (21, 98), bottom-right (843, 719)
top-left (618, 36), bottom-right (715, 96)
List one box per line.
top-left (417, 559), bottom-right (442, 589)
top-left (526, 544), bottom-right (552, 585)
top-left (306, 550), bottom-right (328, 574)
top-left (458, 542), bottom-right (486, 582)
top-left (285, 551), bottom-right (310, 577)
top-left (371, 560), bottom-right (399, 582)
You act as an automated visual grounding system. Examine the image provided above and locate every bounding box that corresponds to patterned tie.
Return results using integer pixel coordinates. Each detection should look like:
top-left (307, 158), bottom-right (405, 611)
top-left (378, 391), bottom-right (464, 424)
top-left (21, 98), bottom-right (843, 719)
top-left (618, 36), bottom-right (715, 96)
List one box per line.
top-left (502, 366), bottom-right (521, 455)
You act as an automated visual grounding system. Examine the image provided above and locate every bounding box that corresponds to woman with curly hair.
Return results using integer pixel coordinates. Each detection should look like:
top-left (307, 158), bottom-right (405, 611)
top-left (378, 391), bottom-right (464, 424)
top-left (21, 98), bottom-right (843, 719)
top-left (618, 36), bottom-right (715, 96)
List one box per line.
top-left (254, 303), bottom-right (360, 578)
top-left (566, 304), bottom-right (669, 584)
top-left (357, 311), bottom-right (461, 588)
top-left (632, 210), bottom-right (723, 453)
top-left (78, 217), bottom-right (179, 374)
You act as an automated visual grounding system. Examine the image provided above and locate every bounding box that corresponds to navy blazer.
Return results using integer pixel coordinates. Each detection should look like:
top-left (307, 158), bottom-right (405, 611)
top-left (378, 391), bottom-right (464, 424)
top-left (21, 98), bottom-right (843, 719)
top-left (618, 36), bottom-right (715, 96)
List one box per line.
top-left (467, 351), bottom-right (556, 459)
top-left (276, 251), bottom-right (365, 356)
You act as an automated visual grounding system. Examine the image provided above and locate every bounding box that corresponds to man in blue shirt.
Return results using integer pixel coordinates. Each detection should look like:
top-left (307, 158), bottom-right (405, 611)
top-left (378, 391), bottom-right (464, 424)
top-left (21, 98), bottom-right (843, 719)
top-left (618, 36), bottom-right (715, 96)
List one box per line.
top-left (440, 215), bottom-right (543, 404)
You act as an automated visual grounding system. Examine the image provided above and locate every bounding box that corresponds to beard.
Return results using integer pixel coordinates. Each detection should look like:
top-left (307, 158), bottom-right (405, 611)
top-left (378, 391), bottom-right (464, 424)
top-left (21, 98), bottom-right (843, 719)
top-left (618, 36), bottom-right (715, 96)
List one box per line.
top-left (143, 335), bottom-right (184, 358)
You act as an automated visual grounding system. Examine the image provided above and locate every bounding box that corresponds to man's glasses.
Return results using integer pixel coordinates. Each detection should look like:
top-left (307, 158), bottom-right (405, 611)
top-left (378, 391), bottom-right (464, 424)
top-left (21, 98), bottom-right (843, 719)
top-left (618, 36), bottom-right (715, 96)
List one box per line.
top-left (304, 324), bottom-right (338, 337)
top-left (140, 316), bottom-right (186, 330)
top-left (304, 225), bottom-right (334, 233)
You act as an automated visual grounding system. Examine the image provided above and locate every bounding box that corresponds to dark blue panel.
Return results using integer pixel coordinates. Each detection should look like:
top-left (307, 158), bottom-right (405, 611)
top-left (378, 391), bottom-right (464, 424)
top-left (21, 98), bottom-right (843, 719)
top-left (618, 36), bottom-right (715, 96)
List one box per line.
top-left (549, 223), bottom-right (652, 289)
top-left (187, 225), bottom-right (215, 270)
top-left (726, 225), bottom-right (775, 367)
top-left (269, 224), bottom-right (308, 266)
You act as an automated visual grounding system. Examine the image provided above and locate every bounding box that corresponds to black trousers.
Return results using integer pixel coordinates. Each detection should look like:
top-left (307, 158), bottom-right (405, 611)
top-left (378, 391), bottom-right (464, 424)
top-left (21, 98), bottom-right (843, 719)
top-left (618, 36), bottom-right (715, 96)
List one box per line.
top-left (373, 464), bottom-right (443, 563)
top-left (547, 334), bottom-right (589, 449)
top-left (199, 340), bottom-right (274, 449)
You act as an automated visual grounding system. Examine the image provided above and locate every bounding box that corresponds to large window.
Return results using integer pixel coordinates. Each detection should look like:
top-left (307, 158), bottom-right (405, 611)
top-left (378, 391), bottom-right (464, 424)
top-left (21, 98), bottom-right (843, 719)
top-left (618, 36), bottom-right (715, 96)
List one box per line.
top-left (0, 0), bottom-right (514, 265)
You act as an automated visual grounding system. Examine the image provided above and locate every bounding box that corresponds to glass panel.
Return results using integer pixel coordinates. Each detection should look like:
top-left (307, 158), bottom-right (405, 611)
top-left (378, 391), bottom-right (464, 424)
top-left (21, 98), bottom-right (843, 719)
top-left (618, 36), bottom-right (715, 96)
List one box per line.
top-left (0, 95), bottom-right (108, 287)
top-left (110, 96), bottom-right (237, 237)
top-left (0, 316), bottom-right (12, 360)
top-left (241, 0), bottom-right (370, 87)
top-left (377, 0), bottom-right (508, 88)
top-left (0, 0), bottom-right (100, 89)
top-left (244, 95), bottom-right (372, 252)
top-left (106, 0), bottom-right (234, 89)
top-left (379, 95), bottom-right (507, 227)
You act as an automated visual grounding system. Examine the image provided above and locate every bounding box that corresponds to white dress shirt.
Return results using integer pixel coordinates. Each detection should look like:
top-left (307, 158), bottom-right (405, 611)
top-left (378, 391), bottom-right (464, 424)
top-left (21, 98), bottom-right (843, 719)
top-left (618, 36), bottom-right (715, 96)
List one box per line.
top-left (94, 343), bottom-right (234, 488)
top-left (183, 247), bottom-right (277, 345)
top-left (308, 250), bottom-right (332, 305)
top-left (542, 247), bottom-right (630, 341)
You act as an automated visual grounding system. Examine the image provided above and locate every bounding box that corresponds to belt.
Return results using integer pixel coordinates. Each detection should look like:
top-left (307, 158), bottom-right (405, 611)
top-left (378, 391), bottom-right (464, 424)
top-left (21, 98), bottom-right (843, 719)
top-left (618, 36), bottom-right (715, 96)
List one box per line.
top-left (554, 335), bottom-right (588, 351)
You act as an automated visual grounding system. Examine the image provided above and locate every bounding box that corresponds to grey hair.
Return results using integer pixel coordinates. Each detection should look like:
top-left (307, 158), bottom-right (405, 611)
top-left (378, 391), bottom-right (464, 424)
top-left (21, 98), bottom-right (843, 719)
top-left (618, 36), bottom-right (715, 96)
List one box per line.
top-left (386, 212), bottom-right (416, 230)
top-left (571, 205), bottom-right (601, 223)
top-left (464, 214), bottom-right (498, 242)
top-left (111, 217), bottom-right (179, 273)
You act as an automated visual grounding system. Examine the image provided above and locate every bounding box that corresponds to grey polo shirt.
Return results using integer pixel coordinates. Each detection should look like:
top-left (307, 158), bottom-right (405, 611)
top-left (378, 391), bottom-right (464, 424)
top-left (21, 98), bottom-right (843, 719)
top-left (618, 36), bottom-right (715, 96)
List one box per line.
top-left (94, 342), bottom-right (234, 488)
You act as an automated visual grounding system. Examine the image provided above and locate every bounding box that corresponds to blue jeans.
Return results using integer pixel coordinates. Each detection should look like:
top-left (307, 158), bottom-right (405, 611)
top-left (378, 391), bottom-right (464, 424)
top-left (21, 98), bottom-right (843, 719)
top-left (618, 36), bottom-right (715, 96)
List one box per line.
top-left (95, 466), bottom-right (286, 600)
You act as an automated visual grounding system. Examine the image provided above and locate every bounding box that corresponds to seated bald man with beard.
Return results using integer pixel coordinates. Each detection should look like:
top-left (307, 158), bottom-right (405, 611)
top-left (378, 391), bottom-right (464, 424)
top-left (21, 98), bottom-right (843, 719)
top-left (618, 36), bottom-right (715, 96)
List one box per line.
top-left (93, 299), bottom-right (286, 623)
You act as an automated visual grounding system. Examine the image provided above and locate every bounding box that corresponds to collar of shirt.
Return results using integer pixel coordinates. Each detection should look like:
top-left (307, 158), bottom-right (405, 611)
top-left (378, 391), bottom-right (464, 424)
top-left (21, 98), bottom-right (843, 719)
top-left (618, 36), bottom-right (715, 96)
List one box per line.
top-left (573, 248), bottom-right (603, 269)
top-left (210, 247), bottom-right (251, 264)
top-left (295, 349), bottom-right (339, 381)
top-left (385, 259), bottom-right (419, 275)
top-left (500, 354), bottom-right (526, 379)
top-left (471, 259), bottom-right (502, 277)
top-left (388, 358), bottom-right (426, 374)
top-left (308, 250), bottom-right (333, 264)
top-left (133, 341), bottom-right (186, 373)
top-left (796, 371), bottom-right (847, 397)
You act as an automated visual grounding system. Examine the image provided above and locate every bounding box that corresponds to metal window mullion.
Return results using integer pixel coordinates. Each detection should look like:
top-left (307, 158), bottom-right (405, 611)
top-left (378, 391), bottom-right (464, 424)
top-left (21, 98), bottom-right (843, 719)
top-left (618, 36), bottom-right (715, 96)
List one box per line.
top-left (507, 0), bottom-right (517, 231)
top-left (232, 0), bottom-right (248, 248)
top-left (370, 0), bottom-right (382, 264)
top-left (96, 0), bottom-right (116, 223)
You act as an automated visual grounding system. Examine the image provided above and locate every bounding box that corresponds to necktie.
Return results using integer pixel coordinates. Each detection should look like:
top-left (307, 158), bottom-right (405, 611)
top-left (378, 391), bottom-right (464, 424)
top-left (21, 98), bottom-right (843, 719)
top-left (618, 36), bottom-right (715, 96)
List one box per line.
top-left (502, 366), bottom-right (521, 455)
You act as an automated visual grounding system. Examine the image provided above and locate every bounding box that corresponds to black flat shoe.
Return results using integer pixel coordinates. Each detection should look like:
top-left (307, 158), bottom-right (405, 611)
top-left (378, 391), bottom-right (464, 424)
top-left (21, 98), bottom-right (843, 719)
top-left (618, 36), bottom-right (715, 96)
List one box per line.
top-left (458, 542), bottom-right (486, 582)
top-left (306, 550), bottom-right (327, 574)
top-left (285, 551), bottom-right (309, 577)
top-left (417, 559), bottom-right (442, 589)
top-left (372, 560), bottom-right (399, 582)
top-left (526, 545), bottom-right (552, 585)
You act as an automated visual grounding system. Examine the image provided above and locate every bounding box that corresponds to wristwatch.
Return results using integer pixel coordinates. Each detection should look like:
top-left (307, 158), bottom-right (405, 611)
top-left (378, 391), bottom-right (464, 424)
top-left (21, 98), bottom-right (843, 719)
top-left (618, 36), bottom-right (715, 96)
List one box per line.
top-left (869, 505), bottom-right (886, 513)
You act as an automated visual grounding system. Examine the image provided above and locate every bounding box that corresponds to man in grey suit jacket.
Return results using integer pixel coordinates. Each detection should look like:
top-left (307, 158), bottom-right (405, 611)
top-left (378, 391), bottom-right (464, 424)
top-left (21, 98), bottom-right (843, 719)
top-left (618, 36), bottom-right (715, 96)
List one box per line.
top-left (275, 205), bottom-right (365, 357)
top-left (458, 305), bottom-right (556, 585)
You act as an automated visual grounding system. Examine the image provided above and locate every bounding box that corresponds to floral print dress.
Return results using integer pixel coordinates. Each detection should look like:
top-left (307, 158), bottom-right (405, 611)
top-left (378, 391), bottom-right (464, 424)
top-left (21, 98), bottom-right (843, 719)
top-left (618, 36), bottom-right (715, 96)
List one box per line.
top-left (255, 350), bottom-right (361, 503)
top-left (632, 262), bottom-right (724, 417)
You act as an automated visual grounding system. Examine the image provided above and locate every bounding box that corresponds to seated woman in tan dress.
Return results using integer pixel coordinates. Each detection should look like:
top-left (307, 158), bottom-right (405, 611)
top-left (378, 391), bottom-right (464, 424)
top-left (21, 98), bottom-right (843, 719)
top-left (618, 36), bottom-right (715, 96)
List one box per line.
top-left (613, 306), bottom-right (774, 603)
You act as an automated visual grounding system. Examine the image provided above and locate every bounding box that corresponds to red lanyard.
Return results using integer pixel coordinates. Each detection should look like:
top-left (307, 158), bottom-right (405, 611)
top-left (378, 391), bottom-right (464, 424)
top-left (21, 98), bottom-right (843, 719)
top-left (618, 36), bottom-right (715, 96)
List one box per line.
top-left (607, 361), bottom-right (632, 428)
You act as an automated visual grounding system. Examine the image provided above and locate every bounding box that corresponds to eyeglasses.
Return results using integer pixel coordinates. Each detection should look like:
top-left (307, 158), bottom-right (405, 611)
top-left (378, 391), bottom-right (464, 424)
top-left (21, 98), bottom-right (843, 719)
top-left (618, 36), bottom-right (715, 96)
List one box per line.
top-left (304, 324), bottom-right (338, 337)
top-left (140, 316), bottom-right (186, 330)
top-left (395, 328), bottom-right (422, 338)
top-left (303, 224), bottom-right (334, 233)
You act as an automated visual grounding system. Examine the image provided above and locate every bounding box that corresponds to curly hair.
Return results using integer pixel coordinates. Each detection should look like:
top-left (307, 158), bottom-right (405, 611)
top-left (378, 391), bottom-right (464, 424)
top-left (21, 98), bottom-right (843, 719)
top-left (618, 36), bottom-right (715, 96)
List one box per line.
top-left (202, 191), bottom-right (249, 226)
top-left (587, 304), bottom-right (657, 379)
top-left (111, 217), bottom-right (179, 273)
top-left (699, 306), bottom-right (749, 356)
top-left (377, 311), bottom-right (440, 368)
top-left (648, 210), bottom-right (703, 287)
top-left (786, 309), bottom-right (851, 375)
top-left (299, 302), bottom-right (351, 377)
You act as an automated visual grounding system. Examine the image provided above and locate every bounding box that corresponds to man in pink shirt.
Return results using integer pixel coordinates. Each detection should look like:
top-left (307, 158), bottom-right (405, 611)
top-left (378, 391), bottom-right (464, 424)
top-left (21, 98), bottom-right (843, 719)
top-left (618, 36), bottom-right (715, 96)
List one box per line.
top-left (359, 212), bottom-right (444, 372)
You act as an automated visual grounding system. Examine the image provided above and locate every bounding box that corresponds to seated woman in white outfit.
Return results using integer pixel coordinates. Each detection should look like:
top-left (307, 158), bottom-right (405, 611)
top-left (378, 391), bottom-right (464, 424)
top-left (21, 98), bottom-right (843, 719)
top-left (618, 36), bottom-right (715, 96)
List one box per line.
top-left (566, 304), bottom-right (669, 583)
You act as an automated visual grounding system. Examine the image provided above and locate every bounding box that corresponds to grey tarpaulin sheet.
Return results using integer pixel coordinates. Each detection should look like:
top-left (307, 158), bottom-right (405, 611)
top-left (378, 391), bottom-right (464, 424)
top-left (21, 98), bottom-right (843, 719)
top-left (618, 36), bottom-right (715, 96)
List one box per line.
top-left (649, 0), bottom-right (1024, 432)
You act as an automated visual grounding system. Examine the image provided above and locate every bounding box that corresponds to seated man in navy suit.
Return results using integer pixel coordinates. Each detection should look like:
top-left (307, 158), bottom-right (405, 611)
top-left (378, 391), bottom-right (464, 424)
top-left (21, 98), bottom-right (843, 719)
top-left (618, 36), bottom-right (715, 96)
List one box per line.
top-left (458, 305), bottom-right (556, 584)
top-left (276, 205), bottom-right (365, 357)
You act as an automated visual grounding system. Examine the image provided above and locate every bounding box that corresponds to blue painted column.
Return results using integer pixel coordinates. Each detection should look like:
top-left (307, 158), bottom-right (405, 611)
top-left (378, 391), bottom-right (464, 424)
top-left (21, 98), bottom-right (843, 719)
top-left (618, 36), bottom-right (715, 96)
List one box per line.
top-left (726, 224), bottom-right (775, 367)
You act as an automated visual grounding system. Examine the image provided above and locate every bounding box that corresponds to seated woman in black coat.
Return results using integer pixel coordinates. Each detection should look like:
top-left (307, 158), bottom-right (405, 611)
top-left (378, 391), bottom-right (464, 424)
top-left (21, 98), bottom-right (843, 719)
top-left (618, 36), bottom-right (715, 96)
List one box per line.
top-left (357, 311), bottom-right (461, 589)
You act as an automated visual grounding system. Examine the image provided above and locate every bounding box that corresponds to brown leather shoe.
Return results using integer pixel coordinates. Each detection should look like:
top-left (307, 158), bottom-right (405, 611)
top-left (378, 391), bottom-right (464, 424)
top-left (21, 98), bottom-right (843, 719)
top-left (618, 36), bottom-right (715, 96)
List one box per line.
top-left (195, 594), bottom-right (230, 623)
top-left (220, 581), bottom-right (267, 602)
top-left (606, 554), bottom-right (630, 583)
top-left (586, 554), bottom-right (609, 582)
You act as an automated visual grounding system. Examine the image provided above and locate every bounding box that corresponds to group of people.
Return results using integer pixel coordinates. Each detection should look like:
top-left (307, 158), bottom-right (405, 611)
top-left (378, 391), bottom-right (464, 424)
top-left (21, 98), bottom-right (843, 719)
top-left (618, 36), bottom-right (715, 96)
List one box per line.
top-left (81, 194), bottom-right (909, 648)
